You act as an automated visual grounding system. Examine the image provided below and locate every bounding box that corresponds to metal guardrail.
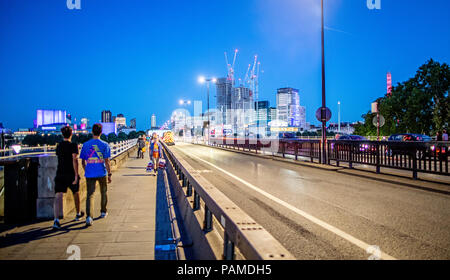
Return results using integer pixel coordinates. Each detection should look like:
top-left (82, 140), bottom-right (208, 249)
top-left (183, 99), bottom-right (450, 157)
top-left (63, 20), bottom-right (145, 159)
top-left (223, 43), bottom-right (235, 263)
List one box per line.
top-left (209, 138), bottom-right (322, 163)
top-left (162, 142), bottom-right (294, 260)
top-left (328, 140), bottom-right (449, 179)
top-left (191, 137), bottom-right (449, 179)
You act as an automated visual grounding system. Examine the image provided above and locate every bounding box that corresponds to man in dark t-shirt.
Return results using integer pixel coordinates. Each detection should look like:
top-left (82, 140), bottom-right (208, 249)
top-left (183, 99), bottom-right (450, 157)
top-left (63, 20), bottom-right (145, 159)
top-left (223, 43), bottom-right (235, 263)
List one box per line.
top-left (53, 126), bottom-right (83, 229)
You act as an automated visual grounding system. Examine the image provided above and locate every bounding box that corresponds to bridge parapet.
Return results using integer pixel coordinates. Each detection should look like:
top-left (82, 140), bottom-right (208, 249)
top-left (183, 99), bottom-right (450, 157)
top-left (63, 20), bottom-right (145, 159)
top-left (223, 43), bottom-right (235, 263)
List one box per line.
top-left (0, 140), bottom-right (138, 223)
top-left (162, 142), bottom-right (294, 260)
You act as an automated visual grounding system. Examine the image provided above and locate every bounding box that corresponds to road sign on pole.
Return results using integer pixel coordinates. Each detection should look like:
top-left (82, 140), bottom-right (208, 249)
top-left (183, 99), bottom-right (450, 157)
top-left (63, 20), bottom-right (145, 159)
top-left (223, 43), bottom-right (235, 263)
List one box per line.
top-left (316, 107), bottom-right (332, 123)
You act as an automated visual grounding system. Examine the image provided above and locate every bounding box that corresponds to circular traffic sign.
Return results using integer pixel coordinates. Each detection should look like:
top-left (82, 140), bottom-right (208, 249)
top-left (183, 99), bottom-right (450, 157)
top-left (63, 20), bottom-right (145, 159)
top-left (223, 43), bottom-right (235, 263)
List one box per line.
top-left (372, 115), bottom-right (385, 127)
top-left (316, 107), bottom-right (332, 123)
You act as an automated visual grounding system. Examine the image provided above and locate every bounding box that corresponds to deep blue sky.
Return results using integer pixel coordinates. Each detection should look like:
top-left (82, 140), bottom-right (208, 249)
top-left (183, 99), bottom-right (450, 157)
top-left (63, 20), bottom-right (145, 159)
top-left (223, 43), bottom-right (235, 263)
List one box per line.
top-left (1, 0), bottom-right (449, 131)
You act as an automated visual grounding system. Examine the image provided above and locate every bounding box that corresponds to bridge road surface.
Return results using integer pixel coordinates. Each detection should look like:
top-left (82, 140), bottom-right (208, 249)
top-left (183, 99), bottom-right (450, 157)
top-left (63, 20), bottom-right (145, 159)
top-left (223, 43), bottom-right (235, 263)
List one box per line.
top-left (170, 142), bottom-right (450, 260)
top-left (0, 154), bottom-right (175, 260)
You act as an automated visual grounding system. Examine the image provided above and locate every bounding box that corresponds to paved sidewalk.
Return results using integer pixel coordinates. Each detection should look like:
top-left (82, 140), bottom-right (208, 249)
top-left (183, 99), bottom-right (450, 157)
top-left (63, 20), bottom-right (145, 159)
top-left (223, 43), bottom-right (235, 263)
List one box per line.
top-left (0, 155), bottom-right (160, 260)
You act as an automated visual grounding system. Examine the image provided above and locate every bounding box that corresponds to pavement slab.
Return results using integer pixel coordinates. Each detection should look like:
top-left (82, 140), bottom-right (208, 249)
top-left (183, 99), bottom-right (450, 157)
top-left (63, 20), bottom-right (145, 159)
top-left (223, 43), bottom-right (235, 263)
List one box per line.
top-left (0, 154), bottom-right (165, 260)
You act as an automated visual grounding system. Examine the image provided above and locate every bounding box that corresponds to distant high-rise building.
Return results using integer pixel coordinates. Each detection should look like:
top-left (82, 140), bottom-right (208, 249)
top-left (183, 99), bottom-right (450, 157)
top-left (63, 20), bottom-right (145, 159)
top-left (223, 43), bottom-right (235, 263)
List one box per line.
top-left (255, 101), bottom-right (270, 126)
top-left (216, 78), bottom-right (233, 125)
top-left (115, 116), bottom-right (126, 129)
top-left (130, 118), bottom-right (136, 129)
top-left (36, 110), bottom-right (67, 126)
top-left (101, 110), bottom-right (112, 123)
top-left (269, 107), bottom-right (277, 122)
top-left (276, 88), bottom-right (302, 127)
top-left (151, 114), bottom-right (157, 128)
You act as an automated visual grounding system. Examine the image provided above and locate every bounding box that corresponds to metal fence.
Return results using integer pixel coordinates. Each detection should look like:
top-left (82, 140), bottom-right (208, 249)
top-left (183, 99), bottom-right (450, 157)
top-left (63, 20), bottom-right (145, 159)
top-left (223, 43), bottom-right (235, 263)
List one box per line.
top-left (0, 139), bottom-right (138, 161)
top-left (193, 137), bottom-right (449, 179)
top-left (209, 138), bottom-right (322, 163)
top-left (327, 140), bottom-right (449, 179)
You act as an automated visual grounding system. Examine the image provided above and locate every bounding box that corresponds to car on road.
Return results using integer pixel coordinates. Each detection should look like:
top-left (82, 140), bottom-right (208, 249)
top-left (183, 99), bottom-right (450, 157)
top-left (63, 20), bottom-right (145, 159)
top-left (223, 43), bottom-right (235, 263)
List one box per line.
top-left (163, 131), bottom-right (175, 146)
top-left (332, 135), bottom-right (375, 154)
top-left (387, 133), bottom-right (438, 159)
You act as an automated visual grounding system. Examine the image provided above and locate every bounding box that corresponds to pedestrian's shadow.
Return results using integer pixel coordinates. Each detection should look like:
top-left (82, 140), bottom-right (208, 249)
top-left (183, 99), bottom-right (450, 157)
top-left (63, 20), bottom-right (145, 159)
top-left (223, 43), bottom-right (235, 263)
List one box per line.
top-left (0, 219), bottom-right (86, 249)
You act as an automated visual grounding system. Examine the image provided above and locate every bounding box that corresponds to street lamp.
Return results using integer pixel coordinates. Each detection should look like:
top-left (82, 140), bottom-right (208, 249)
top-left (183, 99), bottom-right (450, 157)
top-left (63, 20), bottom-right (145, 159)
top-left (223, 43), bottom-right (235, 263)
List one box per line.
top-left (198, 76), bottom-right (217, 144)
top-left (320, 0), bottom-right (327, 163)
top-left (179, 99), bottom-right (192, 141)
top-left (338, 101), bottom-right (341, 134)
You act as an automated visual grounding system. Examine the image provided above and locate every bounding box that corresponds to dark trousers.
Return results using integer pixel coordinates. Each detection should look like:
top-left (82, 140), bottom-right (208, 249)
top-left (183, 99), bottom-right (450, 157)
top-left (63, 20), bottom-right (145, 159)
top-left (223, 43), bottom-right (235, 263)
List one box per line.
top-left (86, 177), bottom-right (108, 217)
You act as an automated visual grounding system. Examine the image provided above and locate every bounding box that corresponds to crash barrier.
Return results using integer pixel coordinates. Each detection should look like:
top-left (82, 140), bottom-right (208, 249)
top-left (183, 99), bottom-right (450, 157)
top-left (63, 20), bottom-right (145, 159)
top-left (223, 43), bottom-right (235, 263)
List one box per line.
top-left (210, 138), bottom-right (322, 164)
top-left (162, 142), bottom-right (294, 260)
top-left (328, 140), bottom-right (449, 179)
top-left (205, 138), bottom-right (449, 179)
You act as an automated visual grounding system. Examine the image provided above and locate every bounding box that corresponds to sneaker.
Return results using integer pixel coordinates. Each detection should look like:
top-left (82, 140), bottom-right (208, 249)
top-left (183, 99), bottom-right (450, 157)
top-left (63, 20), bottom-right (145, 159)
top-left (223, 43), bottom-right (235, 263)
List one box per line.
top-left (75, 211), bottom-right (85, 221)
top-left (100, 212), bottom-right (108, 218)
top-left (53, 220), bottom-right (61, 230)
top-left (86, 216), bottom-right (93, 226)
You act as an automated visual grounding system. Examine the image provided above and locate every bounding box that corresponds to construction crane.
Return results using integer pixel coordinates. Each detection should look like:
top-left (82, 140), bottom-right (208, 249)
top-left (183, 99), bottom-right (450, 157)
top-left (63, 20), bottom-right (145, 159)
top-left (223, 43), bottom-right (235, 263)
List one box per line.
top-left (224, 49), bottom-right (238, 85)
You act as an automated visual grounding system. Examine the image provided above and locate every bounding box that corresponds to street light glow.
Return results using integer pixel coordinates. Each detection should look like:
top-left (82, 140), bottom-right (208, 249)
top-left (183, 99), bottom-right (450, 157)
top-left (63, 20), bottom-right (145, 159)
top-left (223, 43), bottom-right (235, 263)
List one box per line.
top-left (198, 76), bottom-right (206, 84)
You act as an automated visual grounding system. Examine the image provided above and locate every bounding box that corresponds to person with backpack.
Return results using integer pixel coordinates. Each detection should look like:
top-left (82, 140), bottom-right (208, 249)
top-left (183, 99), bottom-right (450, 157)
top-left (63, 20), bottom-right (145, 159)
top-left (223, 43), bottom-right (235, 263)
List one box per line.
top-left (52, 126), bottom-right (84, 229)
top-left (80, 123), bottom-right (112, 226)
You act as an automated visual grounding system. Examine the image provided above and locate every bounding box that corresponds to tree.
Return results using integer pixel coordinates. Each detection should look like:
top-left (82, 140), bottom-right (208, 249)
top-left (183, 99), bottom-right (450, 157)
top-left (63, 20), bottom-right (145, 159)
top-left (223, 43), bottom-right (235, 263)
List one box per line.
top-left (118, 132), bottom-right (128, 141)
top-left (107, 133), bottom-right (118, 143)
top-left (355, 59), bottom-right (449, 136)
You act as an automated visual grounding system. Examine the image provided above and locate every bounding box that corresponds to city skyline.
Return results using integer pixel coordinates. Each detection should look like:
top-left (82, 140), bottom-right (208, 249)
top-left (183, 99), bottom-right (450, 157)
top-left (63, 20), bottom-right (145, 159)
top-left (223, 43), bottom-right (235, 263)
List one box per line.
top-left (1, 0), bottom-right (449, 131)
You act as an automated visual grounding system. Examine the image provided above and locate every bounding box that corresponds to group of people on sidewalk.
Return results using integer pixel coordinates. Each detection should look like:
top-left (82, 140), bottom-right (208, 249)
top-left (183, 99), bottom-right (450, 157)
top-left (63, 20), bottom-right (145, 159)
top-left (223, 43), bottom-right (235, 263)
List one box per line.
top-left (52, 123), bottom-right (111, 229)
top-left (52, 126), bottom-right (164, 230)
top-left (436, 129), bottom-right (449, 141)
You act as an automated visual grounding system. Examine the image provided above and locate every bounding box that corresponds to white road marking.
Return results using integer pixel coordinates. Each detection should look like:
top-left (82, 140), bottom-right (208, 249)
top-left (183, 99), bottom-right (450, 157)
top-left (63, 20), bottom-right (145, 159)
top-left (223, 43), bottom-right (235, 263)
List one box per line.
top-left (180, 147), bottom-right (397, 260)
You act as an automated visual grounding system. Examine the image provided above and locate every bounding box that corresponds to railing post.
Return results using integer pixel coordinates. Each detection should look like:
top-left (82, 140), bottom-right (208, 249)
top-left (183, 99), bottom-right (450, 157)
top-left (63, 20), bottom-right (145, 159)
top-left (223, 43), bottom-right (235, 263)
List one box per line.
top-left (203, 206), bottom-right (213, 232)
top-left (349, 144), bottom-right (353, 169)
top-left (412, 148), bottom-right (418, 180)
top-left (295, 142), bottom-right (298, 161)
top-left (193, 190), bottom-right (200, 211)
top-left (376, 143), bottom-right (380, 174)
top-left (186, 182), bottom-right (192, 197)
top-left (318, 141), bottom-right (322, 164)
top-left (223, 232), bottom-right (235, 260)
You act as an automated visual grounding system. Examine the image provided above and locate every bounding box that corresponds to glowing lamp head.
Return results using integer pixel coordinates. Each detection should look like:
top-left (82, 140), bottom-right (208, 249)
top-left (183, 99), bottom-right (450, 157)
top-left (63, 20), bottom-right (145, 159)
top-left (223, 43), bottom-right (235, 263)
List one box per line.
top-left (198, 76), bottom-right (206, 84)
top-left (11, 145), bottom-right (22, 154)
top-left (211, 78), bottom-right (217, 83)
top-left (179, 100), bottom-right (184, 105)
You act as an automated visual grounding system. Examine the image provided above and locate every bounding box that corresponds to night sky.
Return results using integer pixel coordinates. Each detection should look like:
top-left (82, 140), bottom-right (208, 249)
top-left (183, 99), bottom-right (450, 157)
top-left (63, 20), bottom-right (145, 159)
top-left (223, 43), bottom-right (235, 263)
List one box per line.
top-left (1, 0), bottom-right (449, 130)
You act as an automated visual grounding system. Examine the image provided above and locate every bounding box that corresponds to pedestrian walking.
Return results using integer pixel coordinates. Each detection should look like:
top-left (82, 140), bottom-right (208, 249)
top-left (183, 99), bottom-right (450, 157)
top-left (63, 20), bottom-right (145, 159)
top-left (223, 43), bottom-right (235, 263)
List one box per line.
top-left (149, 133), bottom-right (163, 176)
top-left (443, 129), bottom-right (449, 141)
top-left (436, 131), bottom-right (443, 141)
top-left (80, 124), bottom-right (112, 226)
top-left (137, 135), bottom-right (146, 159)
top-left (52, 126), bottom-right (84, 230)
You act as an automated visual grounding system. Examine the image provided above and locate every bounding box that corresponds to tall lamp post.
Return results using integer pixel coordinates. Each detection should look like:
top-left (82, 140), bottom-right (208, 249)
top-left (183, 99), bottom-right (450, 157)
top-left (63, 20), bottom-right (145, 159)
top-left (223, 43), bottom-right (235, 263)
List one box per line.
top-left (338, 101), bottom-right (341, 134)
top-left (179, 99), bottom-right (191, 142)
top-left (320, 0), bottom-right (327, 164)
top-left (198, 76), bottom-right (217, 144)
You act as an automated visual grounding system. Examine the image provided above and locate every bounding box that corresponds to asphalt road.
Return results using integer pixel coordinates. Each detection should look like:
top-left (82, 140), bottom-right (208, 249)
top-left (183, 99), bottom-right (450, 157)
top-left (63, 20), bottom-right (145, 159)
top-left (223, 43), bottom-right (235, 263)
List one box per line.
top-left (169, 143), bottom-right (450, 260)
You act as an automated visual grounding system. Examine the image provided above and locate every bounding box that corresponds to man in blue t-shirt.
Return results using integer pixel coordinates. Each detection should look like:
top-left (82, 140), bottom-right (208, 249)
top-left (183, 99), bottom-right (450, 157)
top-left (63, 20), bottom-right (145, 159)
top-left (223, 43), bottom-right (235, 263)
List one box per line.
top-left (80, 123), bottom-right (112, 226)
